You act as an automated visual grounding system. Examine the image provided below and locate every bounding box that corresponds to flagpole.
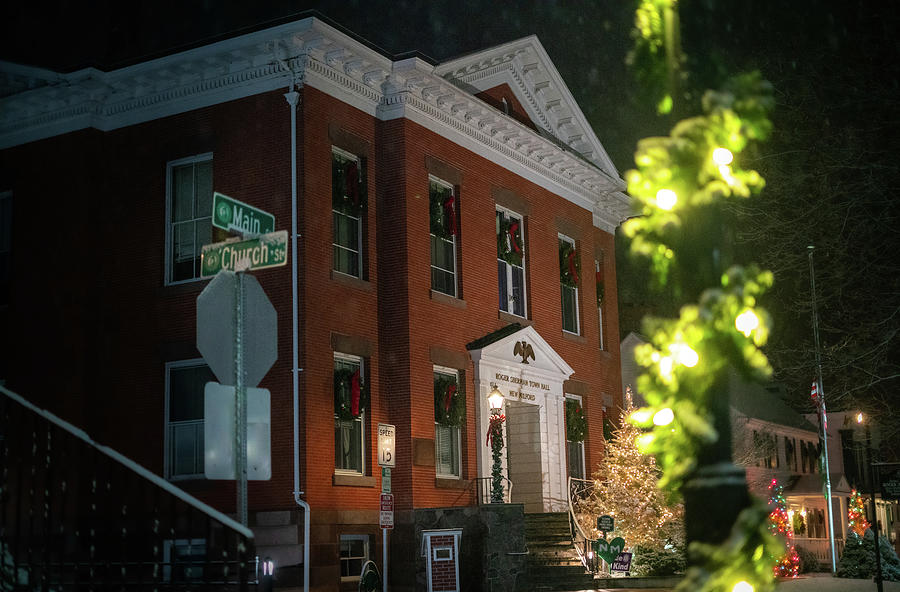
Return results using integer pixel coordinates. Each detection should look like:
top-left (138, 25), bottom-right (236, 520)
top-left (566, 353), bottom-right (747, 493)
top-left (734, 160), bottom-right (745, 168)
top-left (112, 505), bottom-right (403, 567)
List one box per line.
top-left (808, 245), bottom-right (837, 572)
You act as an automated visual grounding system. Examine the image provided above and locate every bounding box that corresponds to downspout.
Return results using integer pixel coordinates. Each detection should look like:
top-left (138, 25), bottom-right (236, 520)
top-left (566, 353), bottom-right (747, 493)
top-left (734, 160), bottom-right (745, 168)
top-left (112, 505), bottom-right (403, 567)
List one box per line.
top-left (282, 63), bottom-right (310, 592)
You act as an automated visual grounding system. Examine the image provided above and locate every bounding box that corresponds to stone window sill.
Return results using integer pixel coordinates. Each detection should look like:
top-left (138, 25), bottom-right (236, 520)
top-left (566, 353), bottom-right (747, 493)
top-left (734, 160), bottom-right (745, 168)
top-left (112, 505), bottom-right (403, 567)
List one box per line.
top-left (331, 270), bottom-right (373, 291)
top-left (435, 477), bottom-right (469, 490)
top-left (562, 331), bottom-right (586, 344)
top-left (333, 473), bottom-right (376, 487)
top-left (499, 310), bottom-right (532, 326)
top-left (430, 290), bottom-right (467, 309)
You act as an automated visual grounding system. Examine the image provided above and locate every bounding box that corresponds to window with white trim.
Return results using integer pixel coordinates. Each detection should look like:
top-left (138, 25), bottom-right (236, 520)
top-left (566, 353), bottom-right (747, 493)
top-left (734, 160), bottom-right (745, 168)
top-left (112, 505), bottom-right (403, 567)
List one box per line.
top-left (165, 360), bottom-right (215, 480)
top-left (332, 147), bottom-right (366, 278)
top-left (497, 208), bottom-right (526, 317)
top-left (429, 176), bottom-right (458, 296)
top-left (559, 235), bottom-right (580, 334)
top-left (595, 257), bottom-right (605, 350)
top-left (339, 534), bottom-right (370, 580)
top-left (565, 395), bottom-right (586, 480)
top-left (334, 353), bottom-right (365, 474)
top-left (434, 366), bottom-right (462, 479)
top-left (166, 155), bottom-right (213, 284)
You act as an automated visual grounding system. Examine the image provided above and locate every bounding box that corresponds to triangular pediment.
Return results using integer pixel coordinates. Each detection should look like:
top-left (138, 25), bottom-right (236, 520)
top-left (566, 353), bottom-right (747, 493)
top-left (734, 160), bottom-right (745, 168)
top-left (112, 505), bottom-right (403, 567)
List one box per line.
top-left (435, 36), bottom-right (619, 182)
top-left (467, 324), bottom-right (573, 379)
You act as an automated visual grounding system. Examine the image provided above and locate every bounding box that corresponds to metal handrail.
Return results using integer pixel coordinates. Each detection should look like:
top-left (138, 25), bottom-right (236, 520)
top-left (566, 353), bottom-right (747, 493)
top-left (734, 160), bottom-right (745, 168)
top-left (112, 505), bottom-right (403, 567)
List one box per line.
top-left (568, 476), bottom-right (600, 573)
top-left (474, 476), bottom-right (514, 504)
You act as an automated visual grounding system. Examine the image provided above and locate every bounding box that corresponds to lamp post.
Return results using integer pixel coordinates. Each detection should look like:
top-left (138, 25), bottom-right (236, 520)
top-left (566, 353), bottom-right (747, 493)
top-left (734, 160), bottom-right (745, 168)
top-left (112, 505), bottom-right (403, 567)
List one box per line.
top-left (858, 413), bottom-right (884, 592)
top-left (487, 385), bottom-right (506, 503)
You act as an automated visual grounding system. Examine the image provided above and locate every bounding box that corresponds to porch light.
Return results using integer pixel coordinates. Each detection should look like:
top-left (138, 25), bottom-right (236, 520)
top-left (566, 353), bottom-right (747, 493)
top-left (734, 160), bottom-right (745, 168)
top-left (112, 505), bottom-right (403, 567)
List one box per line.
top-left (487, 385), bottom-right (505, 411)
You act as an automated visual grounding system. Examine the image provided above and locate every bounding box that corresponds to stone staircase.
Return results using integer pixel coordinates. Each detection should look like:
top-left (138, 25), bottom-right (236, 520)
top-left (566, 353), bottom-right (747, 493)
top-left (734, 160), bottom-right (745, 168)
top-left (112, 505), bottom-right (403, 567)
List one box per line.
top-left (523, 512), bottom-right (597, 591)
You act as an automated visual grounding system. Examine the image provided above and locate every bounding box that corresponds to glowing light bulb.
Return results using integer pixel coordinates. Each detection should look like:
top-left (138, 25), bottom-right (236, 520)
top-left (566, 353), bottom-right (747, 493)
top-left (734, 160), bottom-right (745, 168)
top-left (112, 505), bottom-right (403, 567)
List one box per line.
top-left (712, 147), bottom-right (734, 166)
top-left (669, 343), bottom-right (699, 367)
top-left (735, 309), bottom-right (759, 337)
top-left (659, 356), bottom-right (674, 379)
top-left (655, 188), bottom-right (677, 210)
top-left (653, 408), bottom-right (674, 426)
top-left (636, 433), bottom-right (655, 451)
top-left (857, 412), bottom-right (864, 424)
top-left (732, 582), bottom-right (754, 592)
top-left (630, 409), bottom-right (652, 424)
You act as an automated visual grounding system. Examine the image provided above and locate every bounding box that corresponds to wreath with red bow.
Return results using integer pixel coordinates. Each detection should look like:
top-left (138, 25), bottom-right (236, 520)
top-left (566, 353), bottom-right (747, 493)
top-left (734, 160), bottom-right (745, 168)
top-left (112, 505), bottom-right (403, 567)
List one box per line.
top-left (565, 399), bottom-right (587, 442)
top-left (559, 242), bottom-right (580, 288)
top-left (434, 373), bottom-right (465, 427)
top-left (497, 215), bottom-right (523, 266)
top-left (332, 157), bottom-right (366, 216)
top-left (334, 367), bottom-right (369, 420)
top-left (430, 184), bottom-right (458, 239)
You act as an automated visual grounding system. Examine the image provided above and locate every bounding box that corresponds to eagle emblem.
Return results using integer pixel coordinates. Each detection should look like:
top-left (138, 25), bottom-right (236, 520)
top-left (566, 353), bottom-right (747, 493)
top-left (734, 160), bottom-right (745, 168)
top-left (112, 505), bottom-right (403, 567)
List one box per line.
top-left (513, 340), bottom-right (535, 364)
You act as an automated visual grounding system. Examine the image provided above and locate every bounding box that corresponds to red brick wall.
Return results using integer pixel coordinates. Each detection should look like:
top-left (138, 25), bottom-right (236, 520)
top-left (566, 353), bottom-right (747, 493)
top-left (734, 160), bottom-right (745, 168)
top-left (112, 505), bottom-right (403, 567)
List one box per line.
top-left (428, 534), bottom-right (457, 591)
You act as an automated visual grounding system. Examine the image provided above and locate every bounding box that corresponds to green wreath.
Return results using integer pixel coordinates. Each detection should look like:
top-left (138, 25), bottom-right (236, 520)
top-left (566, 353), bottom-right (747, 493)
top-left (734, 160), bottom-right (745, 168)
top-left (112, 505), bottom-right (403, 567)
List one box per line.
top-left (596, 279), bottom-right (605, 306)
top-left (559, 242), bottom-right (580, 288)
top-left (565, 399), bottom-right (587, 442)
top-left (434, 374), bottom-right (466, 427)
top-left (497, 216), bottom-right (523, 266)
top-left (429, 184), bottom-right (455, 239)
top-left (334, 367), bottom-right (368, 420)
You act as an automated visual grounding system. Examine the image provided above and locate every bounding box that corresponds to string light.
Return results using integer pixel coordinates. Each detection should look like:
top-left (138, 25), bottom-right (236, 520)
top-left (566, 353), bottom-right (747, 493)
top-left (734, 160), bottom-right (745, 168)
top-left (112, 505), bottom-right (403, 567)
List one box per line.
top-left (735, 310), bottom-right (759, 337)
top-left (712, 147), bottom-right (734, 166)
top-left (669, 342), bottom-right (699, 367)
top-left (732, 582), bottom-right (753, 592)
top-left (653, 407), bottom-right (674, 426)
top-left (656, 188), bottom-right (677, 210)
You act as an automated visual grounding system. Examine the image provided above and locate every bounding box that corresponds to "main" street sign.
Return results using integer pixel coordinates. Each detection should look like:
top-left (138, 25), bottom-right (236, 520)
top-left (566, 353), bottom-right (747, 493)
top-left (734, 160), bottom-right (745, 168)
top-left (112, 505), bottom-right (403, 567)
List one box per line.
top-left (201, 230), bottom-right (288, 277)
top-left (213, 191), bottom-right (275, 236)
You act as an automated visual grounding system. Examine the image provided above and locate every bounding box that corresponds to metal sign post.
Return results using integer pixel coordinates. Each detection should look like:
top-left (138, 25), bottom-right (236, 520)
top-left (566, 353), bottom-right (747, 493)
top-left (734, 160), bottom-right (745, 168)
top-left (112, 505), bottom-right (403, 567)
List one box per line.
top-left (377, 424), bottom-right (396, 592)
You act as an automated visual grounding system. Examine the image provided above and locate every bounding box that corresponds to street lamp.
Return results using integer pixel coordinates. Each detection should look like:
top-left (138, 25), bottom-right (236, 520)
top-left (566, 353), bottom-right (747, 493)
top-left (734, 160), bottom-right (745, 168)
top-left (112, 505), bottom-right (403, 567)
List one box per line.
top-left (487, 384), bottom-right (506, 503)
top-left (857, 412), bottom-right (884, 592)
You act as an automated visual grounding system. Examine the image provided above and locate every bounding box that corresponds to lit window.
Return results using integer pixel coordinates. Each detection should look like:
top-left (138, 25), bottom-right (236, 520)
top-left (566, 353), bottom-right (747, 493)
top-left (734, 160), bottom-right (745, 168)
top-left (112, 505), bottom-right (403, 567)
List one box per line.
top-left (334, 354), bottom-right (365, 474)
top-left (559, 235), bottom-right (580, 334)
top-left (429, 176), bottom-right (458, 296)
top-left (497, 209), bottom-right (526, 317)
top-left (166, 155), bottom-right (213, 284)
top-left (340, 534), bottom-right (369, 580)
top-left (332, 147), bottom-right (366, 278)
top-left (166, 361), bottom-right (214, 480)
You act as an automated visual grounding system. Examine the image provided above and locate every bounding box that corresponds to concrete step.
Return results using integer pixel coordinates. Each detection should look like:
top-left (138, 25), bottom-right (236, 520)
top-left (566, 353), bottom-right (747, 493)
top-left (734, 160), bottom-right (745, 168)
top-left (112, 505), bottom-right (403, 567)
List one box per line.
top-left (253, 543), bottom-right (303, 569)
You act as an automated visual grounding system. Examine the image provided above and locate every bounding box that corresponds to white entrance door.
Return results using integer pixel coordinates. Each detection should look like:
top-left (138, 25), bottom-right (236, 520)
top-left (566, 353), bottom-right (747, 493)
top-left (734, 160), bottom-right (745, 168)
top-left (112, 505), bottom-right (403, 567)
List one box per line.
top-left (506, 401), bottom-right (544, 512)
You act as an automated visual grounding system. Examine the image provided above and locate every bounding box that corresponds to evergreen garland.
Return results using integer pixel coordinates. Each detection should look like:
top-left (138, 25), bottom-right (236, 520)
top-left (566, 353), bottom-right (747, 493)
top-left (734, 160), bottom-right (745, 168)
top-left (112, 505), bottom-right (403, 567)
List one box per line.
top-left (559, 242), bottom-right (580, 288)
top-left (332, 156), bottom-right (367, 216)
top-left (434, 373), bottom-right (466, 427)
top-left (596, 277), bottom-right (605, 306)
top-left (565, 399), bottom-right (587, 442)
top-left (334, 367), bottom-right (368, 420)
top-left (497, 215), bottom-right (523, 266)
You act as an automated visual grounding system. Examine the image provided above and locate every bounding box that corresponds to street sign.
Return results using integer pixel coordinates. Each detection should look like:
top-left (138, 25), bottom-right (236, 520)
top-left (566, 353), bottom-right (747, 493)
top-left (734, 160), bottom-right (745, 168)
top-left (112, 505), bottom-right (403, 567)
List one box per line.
top-left (201, 230), bottom-right (288, 277)
top-left (597, 515), bottom-right (614, 533)
top-left (380, 493), bottom-right (394, 529)
top-left (197, 271), bottom-right (277, 388)
top-left (880, 465), bottom-right (900, 500)
top-left (382, 467), bottom-right (392, 493)
top-left (378, 423), bottom-right (396, 467)
top-left (203, 382), bottom-right (271, 480)
top-left (212, 191), bottom-right (275, 236)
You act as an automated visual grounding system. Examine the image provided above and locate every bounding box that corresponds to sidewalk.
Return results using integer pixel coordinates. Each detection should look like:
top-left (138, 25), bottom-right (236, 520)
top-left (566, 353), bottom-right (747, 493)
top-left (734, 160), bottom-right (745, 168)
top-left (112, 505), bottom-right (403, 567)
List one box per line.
top-left (775, 572), bottom-right (900, 591)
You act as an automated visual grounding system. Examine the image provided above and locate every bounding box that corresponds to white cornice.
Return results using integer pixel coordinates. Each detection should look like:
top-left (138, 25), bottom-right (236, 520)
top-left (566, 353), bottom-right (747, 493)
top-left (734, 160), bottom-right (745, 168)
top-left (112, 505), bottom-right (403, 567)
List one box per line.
top-left (0, 18), bottom-right (631, 230)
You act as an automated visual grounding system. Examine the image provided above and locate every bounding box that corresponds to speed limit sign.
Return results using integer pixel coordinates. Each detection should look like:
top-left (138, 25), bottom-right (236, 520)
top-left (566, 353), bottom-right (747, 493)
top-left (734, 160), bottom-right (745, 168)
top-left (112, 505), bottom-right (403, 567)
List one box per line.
top-left (378, 423), bottom-right (396, 467)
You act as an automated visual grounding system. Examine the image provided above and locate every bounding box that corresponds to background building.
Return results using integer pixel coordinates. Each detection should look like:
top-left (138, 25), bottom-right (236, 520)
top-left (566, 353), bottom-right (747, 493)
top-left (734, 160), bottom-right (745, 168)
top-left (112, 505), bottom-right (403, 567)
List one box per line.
top-left (0, 16), bottom-right (629, 591)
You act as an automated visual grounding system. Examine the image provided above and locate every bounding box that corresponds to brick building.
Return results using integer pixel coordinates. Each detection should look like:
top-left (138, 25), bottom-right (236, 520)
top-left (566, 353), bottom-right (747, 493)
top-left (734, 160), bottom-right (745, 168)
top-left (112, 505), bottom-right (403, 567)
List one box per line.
top-left (0, 16), bottom-right (630, 591)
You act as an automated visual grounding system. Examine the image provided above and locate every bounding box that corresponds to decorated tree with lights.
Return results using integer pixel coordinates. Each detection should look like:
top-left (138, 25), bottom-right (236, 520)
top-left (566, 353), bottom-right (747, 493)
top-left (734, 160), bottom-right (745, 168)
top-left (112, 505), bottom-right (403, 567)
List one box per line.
top-left (622, 1), bottom-right (785, 590)
top-left (847, 489), bottom-right (869, 538)
top-left (766, 480), bottom-right (799, 578)
top-left (586, 387), bottom-right (684, 550)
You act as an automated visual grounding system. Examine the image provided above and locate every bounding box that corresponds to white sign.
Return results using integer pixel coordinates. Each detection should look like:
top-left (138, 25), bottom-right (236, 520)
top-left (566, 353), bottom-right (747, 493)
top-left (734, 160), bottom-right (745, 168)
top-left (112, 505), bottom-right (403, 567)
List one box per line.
top-left (378, 423), bottom-right (396, 467)
top-left (203, 382), bottom-right (271, 480)
top-left (380, 493), bottom-right (394, 529)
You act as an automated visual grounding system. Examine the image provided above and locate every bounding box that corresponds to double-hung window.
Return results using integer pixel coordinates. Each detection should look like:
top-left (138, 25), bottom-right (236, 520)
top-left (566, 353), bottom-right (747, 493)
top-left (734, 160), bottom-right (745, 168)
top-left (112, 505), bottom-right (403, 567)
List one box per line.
top-left (334, 353), bottom-right (365, 474)
top-left (340, 534), bottom-right (369, 581)
top-left (565, 397), bottom-right (586, 479)
top-left (166, 155), bottom-right (213, 284)
top-left (433, 367), bottom-right (462, 479)
top-left (165, 360), bottom-right (215, 480)
top-left (496, 209), bottom-right (526, 317)
top-left (332, 147), bottom-right (366, 278)
top-left (429, 176), bottom-right (458, 297)
top-left (559, 235), bottom-right (580, 334)
top-left (595, 258), bottom-right (605, 350)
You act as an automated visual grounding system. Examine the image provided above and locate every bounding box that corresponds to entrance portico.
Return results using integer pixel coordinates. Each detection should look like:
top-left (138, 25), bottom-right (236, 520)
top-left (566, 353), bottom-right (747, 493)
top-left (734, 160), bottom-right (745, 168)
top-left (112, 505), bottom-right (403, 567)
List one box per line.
top-left (467, 324), bottom-right (574, 512)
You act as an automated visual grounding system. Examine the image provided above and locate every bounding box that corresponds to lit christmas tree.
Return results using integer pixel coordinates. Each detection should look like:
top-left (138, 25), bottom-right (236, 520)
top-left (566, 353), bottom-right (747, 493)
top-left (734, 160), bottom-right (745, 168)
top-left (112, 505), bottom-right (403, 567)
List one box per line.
top-left (767, 479), bottom-right (799, 578)
top-left (585, 387), bottom-right (684, 549)
top-left (848, 489), bottom-right (870, 538)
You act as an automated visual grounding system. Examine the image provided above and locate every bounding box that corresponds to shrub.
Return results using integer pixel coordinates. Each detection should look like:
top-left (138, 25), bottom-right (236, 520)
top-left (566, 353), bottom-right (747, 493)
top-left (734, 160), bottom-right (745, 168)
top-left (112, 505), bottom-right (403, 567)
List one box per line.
top-left (836, 530), bottom-right (900, 581)
top-left (630, 544), bottom-right (686, 576)
top-left (794, 545), bottom-right (820, 574)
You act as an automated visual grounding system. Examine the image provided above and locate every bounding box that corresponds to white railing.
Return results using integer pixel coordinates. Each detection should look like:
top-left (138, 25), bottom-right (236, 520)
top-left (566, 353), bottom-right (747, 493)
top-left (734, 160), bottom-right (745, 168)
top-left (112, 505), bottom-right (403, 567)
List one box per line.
top-left (794, 537), bottom-right (843, 564)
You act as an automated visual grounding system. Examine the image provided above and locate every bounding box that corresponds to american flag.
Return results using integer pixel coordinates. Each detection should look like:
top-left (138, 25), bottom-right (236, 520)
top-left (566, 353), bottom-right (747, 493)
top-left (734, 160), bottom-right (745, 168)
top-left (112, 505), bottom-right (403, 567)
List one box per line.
top-left (811, 379), bottom-right (826, 428)
top-left (810, 380), bottom-right (819, 402)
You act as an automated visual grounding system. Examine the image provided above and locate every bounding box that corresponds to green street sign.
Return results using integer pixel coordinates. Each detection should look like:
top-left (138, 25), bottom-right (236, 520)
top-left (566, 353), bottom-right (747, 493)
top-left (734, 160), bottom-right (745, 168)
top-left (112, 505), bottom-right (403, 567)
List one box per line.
top-left (212, 191), bottom-right (275, 236)
top-left (201, 230), bottom-right (288, 277)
